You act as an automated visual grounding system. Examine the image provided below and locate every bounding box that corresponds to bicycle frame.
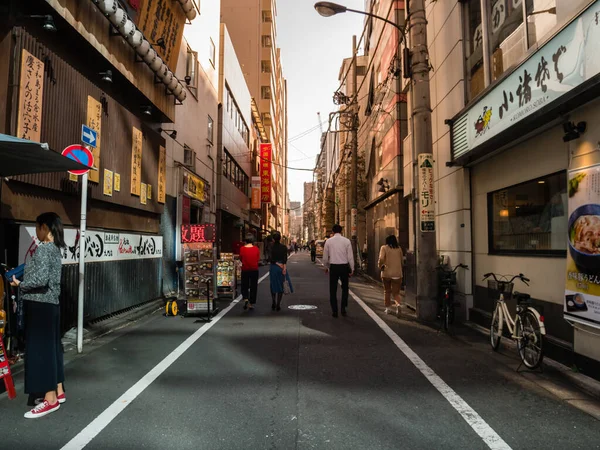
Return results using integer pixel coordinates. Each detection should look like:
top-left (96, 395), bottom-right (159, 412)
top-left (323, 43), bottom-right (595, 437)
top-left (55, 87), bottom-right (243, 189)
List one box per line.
top-left (495, 295), bottom-right (547, 337)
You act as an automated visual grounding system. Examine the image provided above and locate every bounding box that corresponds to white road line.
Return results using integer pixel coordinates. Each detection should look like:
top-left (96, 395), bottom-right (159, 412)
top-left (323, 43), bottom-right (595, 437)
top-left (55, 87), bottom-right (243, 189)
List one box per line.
top-left (61, 272), bottom-right (270, 450)
top-left (348, 288), bottom-right (512, 450)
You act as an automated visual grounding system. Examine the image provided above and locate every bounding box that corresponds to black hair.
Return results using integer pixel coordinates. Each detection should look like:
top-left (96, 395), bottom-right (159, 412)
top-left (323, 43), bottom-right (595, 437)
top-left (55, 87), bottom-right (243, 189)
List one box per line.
top-left (244, 233), bottom-right (255, 244)
top-left (385, 235), bottom-right (399, 249)
top-left (332, 224), bottom-right (343, 234)
top-left (272, 232), bottom-right (282, 242)
top-left (36, 212), bottom-right (65, 249)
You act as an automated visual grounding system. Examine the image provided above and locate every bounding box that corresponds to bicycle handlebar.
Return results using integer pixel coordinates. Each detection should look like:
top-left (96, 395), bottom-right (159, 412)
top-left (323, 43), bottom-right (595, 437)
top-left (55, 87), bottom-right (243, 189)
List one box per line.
top-left (482, 272), bottom-right (529, 285)
top-left (437, 264), bottom-right (469, 273)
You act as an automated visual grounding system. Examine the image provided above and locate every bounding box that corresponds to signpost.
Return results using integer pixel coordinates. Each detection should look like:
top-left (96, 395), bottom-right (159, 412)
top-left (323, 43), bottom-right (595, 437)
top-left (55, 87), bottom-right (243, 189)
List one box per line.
top-left (62, 141), bottom-right (94, 354)
top-left (81, 125), bottom-right (97, 148)
top-left (418, 154), bottom-right (435, 232)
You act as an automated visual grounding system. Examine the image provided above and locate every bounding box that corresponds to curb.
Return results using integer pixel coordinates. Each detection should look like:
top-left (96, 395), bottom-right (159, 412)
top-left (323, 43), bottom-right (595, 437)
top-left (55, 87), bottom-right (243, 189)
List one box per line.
top-left (464, 320), bottom-right (600, 402)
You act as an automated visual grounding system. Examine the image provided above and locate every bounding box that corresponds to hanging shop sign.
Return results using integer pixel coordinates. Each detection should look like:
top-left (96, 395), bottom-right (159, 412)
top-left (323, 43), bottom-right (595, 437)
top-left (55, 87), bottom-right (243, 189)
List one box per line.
top-left (17, 49), bottom-right (44, 143)
top-left (103, 169), bottom-right (113, 196)
top-left (418, 154), bottom-right (435, 232)
top-left (131, 126), bottom-right (143, 196)
top-left (251, 176), bottom-right (261, 209)
top-left (181, 224), bottom-right (216, 244)
top-left (19, 227), bottom-right (162, 265)
top-left (183, 170), bottom-right (206, 203)
top-left (114, 172), bottom-right (121, 192)
top-left (453, 1), bottom-right (600, 160)
top-left (565, 164), bottom-right (600, 329)
top-left (86, 96), bottom-right (102, 183)
top-left (260, 143), bottom-right (272, 204)
top-left (158, 145), bottom-right (166, 204)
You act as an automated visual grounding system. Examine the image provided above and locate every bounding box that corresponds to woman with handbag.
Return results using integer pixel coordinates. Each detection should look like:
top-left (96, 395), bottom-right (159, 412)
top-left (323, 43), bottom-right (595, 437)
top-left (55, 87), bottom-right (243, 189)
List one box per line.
top-left (10, 212), bottom-right (66, 418)
top-left (378, 235), bottom-right (404, 315)
top-left (269, 232), bottom-right (293, 311)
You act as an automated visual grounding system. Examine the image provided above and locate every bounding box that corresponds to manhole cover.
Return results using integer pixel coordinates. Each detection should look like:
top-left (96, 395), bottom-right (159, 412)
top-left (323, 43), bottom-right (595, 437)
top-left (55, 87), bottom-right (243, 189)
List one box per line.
top-left (288, 305), bottom-right (318, 310)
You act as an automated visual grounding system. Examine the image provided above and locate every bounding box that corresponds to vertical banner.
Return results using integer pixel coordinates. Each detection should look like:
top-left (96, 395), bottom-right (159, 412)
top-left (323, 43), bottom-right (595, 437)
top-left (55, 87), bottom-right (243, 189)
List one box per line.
top-left (147, 184), bottom-right (152, 200)
top-left (131, 127), bottom-right (143, 196)
top-left (418, 154), bottom-right (435, 232)
top-left (251, 176), bottom-right (261, 209)
top-left (260, 143), bottom-right (272, 204)
top-left (158, 145), bottom-right (166, 204)
top-left (565, 165), bottom-right (600, 329)
top-left (86, 96), bottom-right (102, 183)
top-left (114, 173), bottom-right (121, 192)
top-left (140, 182), bottom-right (147, 205)
top-left (17, 49), bottom-right (44, 142)
top-left (103, 169), bottom-right (113, 196)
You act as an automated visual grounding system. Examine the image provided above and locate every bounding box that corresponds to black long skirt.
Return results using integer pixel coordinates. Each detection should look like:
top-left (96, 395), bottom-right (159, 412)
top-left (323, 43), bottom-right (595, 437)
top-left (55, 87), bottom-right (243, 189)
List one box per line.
top-left (24, 301), bottom-right (65, 399)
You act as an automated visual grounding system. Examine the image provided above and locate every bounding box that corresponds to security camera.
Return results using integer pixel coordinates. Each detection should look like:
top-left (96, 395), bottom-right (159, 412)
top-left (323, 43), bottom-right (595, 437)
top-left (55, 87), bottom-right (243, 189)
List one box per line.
top-left (184, 75), bottom-right (192, 85)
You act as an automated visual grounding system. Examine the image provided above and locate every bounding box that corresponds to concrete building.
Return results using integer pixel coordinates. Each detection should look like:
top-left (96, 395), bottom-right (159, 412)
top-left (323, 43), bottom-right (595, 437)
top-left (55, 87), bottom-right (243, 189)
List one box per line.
top-left (220, 0), bottom-right (288, 235)
top-left (303, 181), bottom-right (315, 241)
top-left (289, 201), bottom-right (302, 242)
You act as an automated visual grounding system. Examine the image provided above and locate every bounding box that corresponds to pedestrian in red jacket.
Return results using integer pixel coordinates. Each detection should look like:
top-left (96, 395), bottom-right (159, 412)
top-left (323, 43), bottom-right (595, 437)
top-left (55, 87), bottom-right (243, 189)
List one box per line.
top-left (239, 234), bottom-right (260, 310)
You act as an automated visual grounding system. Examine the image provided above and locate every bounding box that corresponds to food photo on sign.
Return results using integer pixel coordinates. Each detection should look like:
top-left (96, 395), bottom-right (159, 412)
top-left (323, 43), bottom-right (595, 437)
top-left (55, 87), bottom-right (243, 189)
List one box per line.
top-left (565, 165), bottom-right (600, 328)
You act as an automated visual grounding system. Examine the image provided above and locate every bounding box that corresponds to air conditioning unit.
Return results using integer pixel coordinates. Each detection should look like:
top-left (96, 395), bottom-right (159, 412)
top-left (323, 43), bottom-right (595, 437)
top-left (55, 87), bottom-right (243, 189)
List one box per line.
top-left (184, 146), bottom-right (196, 169)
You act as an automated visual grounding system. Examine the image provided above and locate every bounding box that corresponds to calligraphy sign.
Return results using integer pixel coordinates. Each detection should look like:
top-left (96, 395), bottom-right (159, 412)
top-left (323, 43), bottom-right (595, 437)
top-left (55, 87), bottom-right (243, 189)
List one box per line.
top-left (260, 143), bottom-right (272, 204)
top-left (86, 96), bottom-right (102, 183)
top-left (114, 172), bottom-right (121, 192)
top-left (137, 0), bottom-right (187, 71)
top-left (181, 224), bottom-right (216, 243)
top-left (103, 169), bottom-right (113, 196)
top-left (131, 127), bottom-right (143, 196)
top-left (455, 2), bottom-right (600, 159)
top-left (17, 49), bottom-right (44, 142)
top-left (158, 145), bottom-right (166, 204)
top-left (141, 182), bottom-right (147, 205)
top-left (418, 154), bottom-right (435, 232)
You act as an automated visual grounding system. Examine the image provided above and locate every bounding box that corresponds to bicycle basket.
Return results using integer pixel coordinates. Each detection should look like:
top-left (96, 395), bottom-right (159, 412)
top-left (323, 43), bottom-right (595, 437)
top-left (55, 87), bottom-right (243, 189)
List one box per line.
top-left (487, 280), bottom-right (514, 297)
top-left (439, 271), bottom-right (457, 286)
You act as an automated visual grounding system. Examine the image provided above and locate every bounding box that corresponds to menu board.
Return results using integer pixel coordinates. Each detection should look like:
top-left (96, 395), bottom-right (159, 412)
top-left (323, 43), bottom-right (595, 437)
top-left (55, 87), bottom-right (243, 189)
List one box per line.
top-left (184, 242), bottom-right (215, 314)
top-left (217, 253), bottom-right (236, 298)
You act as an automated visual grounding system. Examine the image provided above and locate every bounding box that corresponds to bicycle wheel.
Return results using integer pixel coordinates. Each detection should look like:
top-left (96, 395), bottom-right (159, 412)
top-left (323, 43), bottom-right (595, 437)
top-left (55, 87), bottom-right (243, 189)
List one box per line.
top-left (443, 302), bottom-right (450, 332)
top-left (516, 310), bottom-right (544, 369)
top-left (490, 304), bottom-right (502, 351)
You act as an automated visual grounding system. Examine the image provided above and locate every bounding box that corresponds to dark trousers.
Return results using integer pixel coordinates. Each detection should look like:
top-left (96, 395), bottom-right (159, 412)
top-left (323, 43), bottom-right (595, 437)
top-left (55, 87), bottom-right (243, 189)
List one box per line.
top-left (329, 264), bottom-right (349, 313)
top-left (241, 270), bottom-right (259, 304)
top-left (311, 251), bottom-right (316, 262)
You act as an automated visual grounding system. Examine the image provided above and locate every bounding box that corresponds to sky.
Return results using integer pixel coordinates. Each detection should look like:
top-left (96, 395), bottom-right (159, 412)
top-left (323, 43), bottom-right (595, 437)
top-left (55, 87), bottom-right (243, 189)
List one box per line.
top-left (277, 0), bottom-right (366, 203)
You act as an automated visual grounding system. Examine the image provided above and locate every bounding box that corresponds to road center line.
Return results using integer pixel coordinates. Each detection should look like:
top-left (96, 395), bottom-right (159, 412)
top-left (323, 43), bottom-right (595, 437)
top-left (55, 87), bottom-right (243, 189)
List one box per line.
top-left (348, 288), bottom-right (512, 450)
top-left (60, 272), bottom-right (270, 450)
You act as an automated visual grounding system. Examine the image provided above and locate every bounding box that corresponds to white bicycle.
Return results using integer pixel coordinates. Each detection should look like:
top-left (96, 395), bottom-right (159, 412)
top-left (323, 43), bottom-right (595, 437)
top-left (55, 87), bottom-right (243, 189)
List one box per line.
top-left (483, 272), bottom-right (546, 370)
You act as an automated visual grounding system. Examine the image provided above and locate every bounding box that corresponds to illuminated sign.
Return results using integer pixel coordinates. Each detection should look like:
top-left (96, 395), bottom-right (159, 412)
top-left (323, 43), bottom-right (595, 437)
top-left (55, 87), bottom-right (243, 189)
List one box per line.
top-left (181, 224), bottom-right (216, 243)
top-left (260, 143), bottom-right (272, 203)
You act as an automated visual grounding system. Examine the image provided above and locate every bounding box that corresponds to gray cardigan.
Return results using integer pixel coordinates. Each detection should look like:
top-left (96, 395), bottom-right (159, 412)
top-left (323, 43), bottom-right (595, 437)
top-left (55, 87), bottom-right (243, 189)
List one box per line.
top-left (20, 242), bottom-right (62, 305)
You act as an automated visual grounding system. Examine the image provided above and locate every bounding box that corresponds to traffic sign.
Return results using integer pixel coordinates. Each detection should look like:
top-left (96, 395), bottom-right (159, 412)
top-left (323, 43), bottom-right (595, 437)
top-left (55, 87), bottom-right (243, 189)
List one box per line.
top-left (81, 125), bottom-right (97, 148)
top-left (62, 145), bottom-right (94, 176)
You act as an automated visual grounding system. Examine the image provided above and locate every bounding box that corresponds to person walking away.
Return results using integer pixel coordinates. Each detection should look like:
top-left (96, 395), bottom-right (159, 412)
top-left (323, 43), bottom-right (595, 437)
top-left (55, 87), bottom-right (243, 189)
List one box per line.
top-left (378, 235), bottom-right (404, 315)
top-left (310, 240), bottom-right (317, 263)
top-left (269, 232), bottom-right (293, 311)
top-left (11, 212), bottom-right (66, 418)
top-left (294, 242), bottom-right (298, 254)
top-left (322, 224), bottom-right (354, 318)
top-left (239, 233), bottom-right (260, 311)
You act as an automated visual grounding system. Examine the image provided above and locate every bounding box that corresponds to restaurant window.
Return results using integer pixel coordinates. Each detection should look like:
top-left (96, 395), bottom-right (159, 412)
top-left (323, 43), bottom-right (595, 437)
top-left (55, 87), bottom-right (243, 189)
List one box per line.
top-left (488, 171), bottom-right (567, 255)
top-left (525, 0), bottom-right (557, 48)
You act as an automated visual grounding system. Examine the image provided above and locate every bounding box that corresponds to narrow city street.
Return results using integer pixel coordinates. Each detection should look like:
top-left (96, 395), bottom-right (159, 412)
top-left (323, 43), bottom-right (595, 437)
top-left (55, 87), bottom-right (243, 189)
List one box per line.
top-left (2, 253), bottom-right (599, 450)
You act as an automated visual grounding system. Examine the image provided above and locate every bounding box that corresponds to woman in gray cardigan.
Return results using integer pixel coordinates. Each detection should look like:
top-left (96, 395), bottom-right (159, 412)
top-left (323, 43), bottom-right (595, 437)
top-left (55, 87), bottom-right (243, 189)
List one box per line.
top-left (378, 235), bottom-right (404, 315)
top-left (11, 212), bottom-right (66, 419)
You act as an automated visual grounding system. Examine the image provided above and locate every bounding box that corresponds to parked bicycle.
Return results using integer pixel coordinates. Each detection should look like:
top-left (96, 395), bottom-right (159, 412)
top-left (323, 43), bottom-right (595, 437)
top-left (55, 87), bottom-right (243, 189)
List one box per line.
top-left (437, 263), bottom-right (468, 332)
top-left (483, 272), bottom-right (546, 369)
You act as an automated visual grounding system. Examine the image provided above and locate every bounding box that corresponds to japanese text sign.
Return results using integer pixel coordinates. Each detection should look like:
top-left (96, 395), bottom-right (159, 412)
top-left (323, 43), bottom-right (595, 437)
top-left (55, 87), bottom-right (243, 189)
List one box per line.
top-left (158, 145), bottom-right (166, 204)
top-left (418, 154), bottom-right (435, 232)
top-left (260, 143), bottom-right (272, 204)
top-left (17, 49), bottom-right (44, 143)
top-left (455, 1), bottom-right (600, 159)
top-left (86, 96), bottom-right (102, 183)
top-left (251, 176), bottom-right (261, 209)
top-left (183, 170), bottom-right (206, 203)
top-left (181, 224), bottom-right (216, 244)
top-left (131, 127), bottom-right (143, 196)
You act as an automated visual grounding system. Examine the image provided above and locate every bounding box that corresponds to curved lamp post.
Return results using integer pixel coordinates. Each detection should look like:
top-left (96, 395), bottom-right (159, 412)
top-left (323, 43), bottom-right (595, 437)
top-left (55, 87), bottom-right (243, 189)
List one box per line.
top-left (314, 1), bottom-right (406, 43)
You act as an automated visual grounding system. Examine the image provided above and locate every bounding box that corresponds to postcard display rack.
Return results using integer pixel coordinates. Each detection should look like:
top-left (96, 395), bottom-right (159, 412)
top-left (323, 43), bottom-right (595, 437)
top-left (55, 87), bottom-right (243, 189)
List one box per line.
top-left (183, 243), bottom-right (217, 317)
top-left (217, 253), bottom-right (237, 299)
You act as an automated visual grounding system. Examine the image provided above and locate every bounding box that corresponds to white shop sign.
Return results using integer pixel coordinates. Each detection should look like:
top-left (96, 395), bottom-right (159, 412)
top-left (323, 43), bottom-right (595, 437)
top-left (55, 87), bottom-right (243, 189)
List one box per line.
top-left (19, 226), bottom-right (163, 265)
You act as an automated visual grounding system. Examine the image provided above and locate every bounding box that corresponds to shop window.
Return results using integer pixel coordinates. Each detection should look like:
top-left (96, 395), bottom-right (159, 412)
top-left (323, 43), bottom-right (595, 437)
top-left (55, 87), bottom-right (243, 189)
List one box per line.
top-left (488, 0), bottom-right (525, 83)
top-left (465, 0), bottom-right (485, 99)
top-left (525, 0), bottom-right (557, 48)
top-left (488, 171), bottom-right (567, 255)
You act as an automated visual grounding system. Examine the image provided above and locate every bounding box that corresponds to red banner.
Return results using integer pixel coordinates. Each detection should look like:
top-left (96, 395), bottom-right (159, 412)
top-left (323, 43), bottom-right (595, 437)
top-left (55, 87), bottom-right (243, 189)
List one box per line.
top-left (260, 143), bottom-right (272, 204)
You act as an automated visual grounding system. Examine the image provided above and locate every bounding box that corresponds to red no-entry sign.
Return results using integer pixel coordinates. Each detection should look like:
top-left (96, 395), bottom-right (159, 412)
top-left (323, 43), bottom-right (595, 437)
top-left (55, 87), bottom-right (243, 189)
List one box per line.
top-left (62, 145), bottom-right (94, 176)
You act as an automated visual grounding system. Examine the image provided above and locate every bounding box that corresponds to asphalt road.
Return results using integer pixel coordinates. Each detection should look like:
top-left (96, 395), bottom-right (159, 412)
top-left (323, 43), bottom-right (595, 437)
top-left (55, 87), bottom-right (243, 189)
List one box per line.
top-left (1, 252), bottom-right (599, 450)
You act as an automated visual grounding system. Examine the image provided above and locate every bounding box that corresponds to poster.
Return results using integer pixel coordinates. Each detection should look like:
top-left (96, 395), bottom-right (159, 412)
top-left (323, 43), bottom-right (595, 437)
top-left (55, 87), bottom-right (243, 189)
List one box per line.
top-left (131, 127), bottom-right (143, 196)
top-left (260, 143), bottom-right (272, 203)
top-left (19, 227), bottom-right (162, 265)
top-left (114, 173), bottom-right (121, 192)
top-left (141, 182), bottom-right (147, 205)
top-left (251, 176), bottom-right (261, 209)
top-left (86, 96), bottom-right (102, 183)
top-left (183, 170), bottom-right (205, 202)
top-left (158, 145), bottom-right (166, 204)
top-left (103, 169), bottom-right (113, 196)
top-left (565, 165), bottom-right (600, 329)
top-left (418, 154), bottom-right (435, 232)
top-left (17, 49), bottom-right (44, 142)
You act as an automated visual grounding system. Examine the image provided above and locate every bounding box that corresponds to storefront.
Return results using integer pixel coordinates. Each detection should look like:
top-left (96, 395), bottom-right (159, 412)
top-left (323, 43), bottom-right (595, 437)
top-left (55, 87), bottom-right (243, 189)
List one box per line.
top-left (450, 0), bottom-right (600, 372)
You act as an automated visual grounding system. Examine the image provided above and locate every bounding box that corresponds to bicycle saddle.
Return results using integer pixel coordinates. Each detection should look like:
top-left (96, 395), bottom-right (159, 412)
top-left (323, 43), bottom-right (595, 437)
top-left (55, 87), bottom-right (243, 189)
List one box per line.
top-left (513, 292), bottom-right (531, 302)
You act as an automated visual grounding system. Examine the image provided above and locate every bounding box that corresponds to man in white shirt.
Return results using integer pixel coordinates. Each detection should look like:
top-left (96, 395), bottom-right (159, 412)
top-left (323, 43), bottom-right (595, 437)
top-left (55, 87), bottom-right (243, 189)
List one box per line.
top-left (323, 224), bottom-right (354, 317)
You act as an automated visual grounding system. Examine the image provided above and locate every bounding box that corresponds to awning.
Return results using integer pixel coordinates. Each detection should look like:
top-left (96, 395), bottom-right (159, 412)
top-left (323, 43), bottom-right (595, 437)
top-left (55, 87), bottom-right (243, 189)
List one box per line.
top-left (0, 133), bottom-right (91, 177)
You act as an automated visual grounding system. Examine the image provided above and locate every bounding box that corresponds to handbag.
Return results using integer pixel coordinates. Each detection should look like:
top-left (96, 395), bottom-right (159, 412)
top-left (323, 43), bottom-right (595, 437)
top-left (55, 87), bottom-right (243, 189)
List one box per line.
top-left (283, 279), bottom-right (291, 295)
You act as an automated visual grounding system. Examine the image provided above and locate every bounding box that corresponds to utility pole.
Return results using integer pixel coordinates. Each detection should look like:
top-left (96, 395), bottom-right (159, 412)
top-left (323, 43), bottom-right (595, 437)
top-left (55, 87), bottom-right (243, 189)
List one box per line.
top-left (409, 0), bottom-right (437, 321)
top-left (350, 34), bottom-right (359, 269)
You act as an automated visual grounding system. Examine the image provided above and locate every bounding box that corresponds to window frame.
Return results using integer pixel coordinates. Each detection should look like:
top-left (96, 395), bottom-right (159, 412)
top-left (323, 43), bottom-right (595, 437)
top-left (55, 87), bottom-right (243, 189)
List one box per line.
top-left (186, 46), bottom-right (199, 98)
top-left (207, 115), bottom-right (214, 144)
top-left (262, 10), bottom-right (272, 23)
top-left (209, 38), bottom-right (216, 68)
top-left (261, 35), bottom-right (272, 47)
top-left (487, 170), bottom-right (567, 258)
